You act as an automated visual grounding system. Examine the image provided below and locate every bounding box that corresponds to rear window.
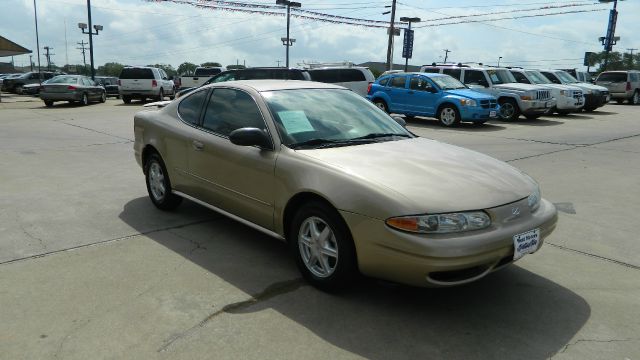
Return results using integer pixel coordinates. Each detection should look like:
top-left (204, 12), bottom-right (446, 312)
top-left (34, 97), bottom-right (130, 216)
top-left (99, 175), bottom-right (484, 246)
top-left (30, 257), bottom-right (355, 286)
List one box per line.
top-left (442, 68), bottom-right (461, 79)
top-left (422, 67), bottom-right (441, 73)
top-left (597, 72), bottom-right (628, 82)
top-left (308, 69), bottom-right (366, 83)
top-left (195, 68), bottom-right (223, 76)
top-left (119, 68), bottom-right (154, 79)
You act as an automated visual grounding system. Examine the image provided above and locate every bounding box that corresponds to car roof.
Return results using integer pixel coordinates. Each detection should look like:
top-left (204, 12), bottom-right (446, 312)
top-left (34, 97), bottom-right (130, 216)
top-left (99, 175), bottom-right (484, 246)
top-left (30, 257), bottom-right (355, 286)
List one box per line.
top-left (206, 79), bottom-right (346, 92)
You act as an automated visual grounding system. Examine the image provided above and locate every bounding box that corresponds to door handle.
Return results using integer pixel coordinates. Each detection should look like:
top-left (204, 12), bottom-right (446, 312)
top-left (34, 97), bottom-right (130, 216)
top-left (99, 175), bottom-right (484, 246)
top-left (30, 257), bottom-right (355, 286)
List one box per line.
top-left (192, 140), bottom-right (204, 151)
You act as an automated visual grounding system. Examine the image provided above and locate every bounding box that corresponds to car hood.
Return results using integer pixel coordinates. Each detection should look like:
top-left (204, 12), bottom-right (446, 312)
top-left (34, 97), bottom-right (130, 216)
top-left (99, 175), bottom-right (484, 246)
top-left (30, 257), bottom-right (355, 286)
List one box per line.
top-left (494, 83), bottom-right (542, 92)
top-left (297, 137), bottom-right (535, 214)
top-left (444, 89), bottom-right (495, 100)
top-left (571, 82), bottom-right (608, 92)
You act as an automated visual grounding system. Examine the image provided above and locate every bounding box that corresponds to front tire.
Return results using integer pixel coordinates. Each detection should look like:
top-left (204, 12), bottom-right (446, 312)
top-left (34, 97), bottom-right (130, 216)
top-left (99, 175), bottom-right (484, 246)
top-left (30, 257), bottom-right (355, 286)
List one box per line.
top-left (44, 100), bottom-right (53, 107)
top-left (630, 90), bottom-right (639, 105)
top-left (438, 104), bottom-right (461, 127)
top-left (144, 153), bottom-right (182, 210)
top-left (100, 91), bottom-right (106, 103)
top-left (499, 98), bottom-right (520, 121)
top-left (80, 93), bottom-right (89, 106)
top-left (122, 96), bottom-right (131, 104)
top-left (289, 201), bottom-right (357, 292)
top-left (373, 99), bottom-right (389, 113)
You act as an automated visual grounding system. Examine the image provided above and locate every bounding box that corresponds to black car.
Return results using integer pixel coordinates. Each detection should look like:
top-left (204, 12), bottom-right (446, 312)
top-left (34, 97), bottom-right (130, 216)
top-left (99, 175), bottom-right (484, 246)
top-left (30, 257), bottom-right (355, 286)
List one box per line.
top-left (1, 71), bottom-right (58, 94)
top-left (175, 67), bottom-right (310, 98)
top-left (94, 76), bottom-right (120, 98)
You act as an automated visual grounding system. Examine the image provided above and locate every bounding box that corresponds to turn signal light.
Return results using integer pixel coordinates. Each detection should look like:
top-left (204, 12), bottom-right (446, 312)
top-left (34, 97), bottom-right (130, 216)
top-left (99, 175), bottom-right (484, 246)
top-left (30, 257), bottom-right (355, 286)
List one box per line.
top-left (367, 82), bottom-right (373, 94)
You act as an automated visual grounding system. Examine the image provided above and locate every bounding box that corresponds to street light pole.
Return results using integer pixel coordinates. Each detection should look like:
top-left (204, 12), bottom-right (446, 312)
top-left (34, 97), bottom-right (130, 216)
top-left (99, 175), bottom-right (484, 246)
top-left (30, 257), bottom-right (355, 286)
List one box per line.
top-left (498, 56), bottom-right (502, 67)
top-left (78, 0), bottom-right (103, 80)
top-left (276, 0), bottom-right (301, 68)
top-left (599, 0), bottom-right (623, 71)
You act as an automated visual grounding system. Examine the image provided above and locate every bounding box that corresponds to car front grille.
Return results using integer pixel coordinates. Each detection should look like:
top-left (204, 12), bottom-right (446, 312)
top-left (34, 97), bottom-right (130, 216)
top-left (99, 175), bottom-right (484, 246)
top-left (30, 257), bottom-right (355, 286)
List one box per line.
top-left (536, 90), bottom-right (551, 100)
top-left (480, 99), bottom-right (498, 109)
top-left (573, 90), bottom-right (583, 100)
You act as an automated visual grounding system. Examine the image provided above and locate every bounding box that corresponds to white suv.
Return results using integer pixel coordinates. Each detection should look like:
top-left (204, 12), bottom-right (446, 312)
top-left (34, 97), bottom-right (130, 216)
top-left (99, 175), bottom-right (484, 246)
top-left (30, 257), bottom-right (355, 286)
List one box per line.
top-left (304, 64), bottom-right (375, 97)
top-left (509, 68), bottom-right (584, 115)
top-left (118, 66), bottom-right (176, 103)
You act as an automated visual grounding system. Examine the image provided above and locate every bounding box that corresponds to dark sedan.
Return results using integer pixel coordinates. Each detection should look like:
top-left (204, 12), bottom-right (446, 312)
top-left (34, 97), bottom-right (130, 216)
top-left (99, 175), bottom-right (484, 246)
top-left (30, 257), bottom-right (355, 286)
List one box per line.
top-left (40, 75), bottom-right (106, 107)
top-left (95, 76), bottom-right (120, 98)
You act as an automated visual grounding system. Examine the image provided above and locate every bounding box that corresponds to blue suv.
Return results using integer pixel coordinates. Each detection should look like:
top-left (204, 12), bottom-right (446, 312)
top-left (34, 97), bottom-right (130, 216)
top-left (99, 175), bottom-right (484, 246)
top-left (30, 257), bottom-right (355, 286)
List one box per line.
top-left (367, 72), bottom-right (499, 127)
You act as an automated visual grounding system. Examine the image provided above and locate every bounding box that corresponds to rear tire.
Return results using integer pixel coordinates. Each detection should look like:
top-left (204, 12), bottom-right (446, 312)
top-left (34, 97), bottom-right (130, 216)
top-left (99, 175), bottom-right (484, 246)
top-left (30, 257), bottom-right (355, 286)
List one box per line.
top-left (144, 153), bottom-right (182, 210)
top-left (616, 99), bottom-right (624, 105)
top-left (122, 96), bottom-right (131, 104)
top-left (289, 201), bottom-right (357, 292)
top-left (499, 98), bottom-right (520, 121)
top-left (630, 90), bottom-right (639, 105)
top-left (44, 100), bottom-right (53, 107)
top-left (80, 93), bottom-right (89, 106)
top-left (157, 89), bottom-right (164, 101)
top-left (373, 99), bottom-right (389, 113)
top-left (100, 91), bottom-right (106, 103)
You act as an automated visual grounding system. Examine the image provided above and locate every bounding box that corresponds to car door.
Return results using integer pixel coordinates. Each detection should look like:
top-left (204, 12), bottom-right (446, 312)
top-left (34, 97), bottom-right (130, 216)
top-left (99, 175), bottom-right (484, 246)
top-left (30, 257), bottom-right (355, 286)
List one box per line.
top-left (383, 75), bottom-right (409, 113)
top-left (188, 87), bottom-right (277, 230)
top-left (82, 77), bottom-right (99, 100)
top-left (406, 75), bottom-right (439, 116)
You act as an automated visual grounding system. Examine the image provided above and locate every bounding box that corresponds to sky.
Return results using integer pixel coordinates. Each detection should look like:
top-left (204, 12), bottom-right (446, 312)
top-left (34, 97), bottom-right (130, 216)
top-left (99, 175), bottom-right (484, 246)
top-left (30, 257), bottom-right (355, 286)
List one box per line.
top-left (1, 0), bottom-right (639, 71)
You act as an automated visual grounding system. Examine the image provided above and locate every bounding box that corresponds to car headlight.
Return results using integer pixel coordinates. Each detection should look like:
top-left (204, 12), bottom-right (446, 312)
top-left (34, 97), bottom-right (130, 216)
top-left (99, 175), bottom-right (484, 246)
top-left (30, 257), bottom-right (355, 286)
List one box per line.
top-left (560, 90), bottom-right (567, 96)
top-left (386, 211), bottom-right (491, 234)
top-left (460, 99), bottom-right (477, 107)
top-left (528, 186), bottom-right (541, 213)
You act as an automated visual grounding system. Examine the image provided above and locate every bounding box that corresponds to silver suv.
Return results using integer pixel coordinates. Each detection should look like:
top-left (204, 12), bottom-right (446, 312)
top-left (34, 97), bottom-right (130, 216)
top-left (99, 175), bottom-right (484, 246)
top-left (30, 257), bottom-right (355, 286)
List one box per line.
top-left (509, 68), bottom-right (584, 115)
top-left (303, 64), bottom-right (375, 97)
top-left (118, 66), bottom-right (176, 104)
top-left (595, 70), bottom-right (640, 105)
top-left (421, 64), bottom-right (555, 121)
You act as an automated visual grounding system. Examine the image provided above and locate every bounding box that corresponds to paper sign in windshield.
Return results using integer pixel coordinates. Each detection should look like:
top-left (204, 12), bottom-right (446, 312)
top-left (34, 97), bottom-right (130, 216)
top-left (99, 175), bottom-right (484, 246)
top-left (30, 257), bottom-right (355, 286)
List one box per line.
top-left (278, 111), bottom-right (314, 134)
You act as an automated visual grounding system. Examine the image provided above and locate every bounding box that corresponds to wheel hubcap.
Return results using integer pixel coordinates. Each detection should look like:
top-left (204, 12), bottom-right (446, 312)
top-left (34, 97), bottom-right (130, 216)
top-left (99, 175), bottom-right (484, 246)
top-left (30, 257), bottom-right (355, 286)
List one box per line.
top-left (148, 161), bottom-right (166, 200)
top-left (375, 102), bottom-right (386, 111)
top-left (440, 108), bottom-right (456, 125)
top-left (634, 92), bottom-right (639, 104)
top-left (298, 216), bottom-right (338, 278)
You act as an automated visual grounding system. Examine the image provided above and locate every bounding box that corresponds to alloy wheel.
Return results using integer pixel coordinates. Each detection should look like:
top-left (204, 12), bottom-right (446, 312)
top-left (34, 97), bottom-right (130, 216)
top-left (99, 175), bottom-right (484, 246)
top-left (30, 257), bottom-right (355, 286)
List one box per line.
top-left (440, 107), bottom-right (457, 126)
top-left (500, 102), bottom-right (516, 119)
top-left (298, 216), bottom-right (339, 278)
top-left (148, 161), bottom-right (166, 201)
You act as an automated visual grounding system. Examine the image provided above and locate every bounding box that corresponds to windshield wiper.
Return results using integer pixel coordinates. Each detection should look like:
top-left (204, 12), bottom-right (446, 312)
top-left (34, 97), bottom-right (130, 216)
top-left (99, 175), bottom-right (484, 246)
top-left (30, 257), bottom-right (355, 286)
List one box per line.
top-left (288, 138), bottom-right (358, 149)
top-left (350, 133), bottom-right (412, 140)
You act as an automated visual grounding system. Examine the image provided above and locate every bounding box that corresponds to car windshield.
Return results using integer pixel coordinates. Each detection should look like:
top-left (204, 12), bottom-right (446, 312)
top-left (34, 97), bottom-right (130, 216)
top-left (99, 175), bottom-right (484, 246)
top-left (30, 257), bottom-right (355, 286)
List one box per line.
top-left (431, 75), bottom-right (466, 90)
top-left (525, 71), bottom-right (553, 84)
top-left (555, 71), bottom-right (579, 83)
top-left (486, 69), bottom-right (516, 84)
top-left (262, 88), bottom-right (412, 148)
top-left (47, 76), bottom-right (79, 84)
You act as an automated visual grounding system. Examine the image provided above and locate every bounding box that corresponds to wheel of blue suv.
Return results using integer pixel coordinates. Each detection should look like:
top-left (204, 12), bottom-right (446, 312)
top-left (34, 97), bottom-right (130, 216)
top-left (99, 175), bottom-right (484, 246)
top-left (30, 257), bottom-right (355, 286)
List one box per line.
top-left (373, 99), bottom-right (389, 113)
top-left (438, 104), bottom-right (461, 127)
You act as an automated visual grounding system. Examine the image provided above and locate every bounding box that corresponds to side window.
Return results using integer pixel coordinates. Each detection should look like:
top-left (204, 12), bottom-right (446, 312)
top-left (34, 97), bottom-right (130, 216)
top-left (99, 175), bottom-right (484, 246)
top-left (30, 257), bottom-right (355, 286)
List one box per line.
top-left (82, 78), bottom-right (93, 86)
top-left (630, 73), bottom-right (638, 82)
top-left (511, 72), bottom-right (530, 84)
top-left (442, 68), bottom-right (461, 79)
top-left (178, 89), bottom-right (209, 125)
top-left (308, 69), bottom-right (341, 83)
top-left (202, 89), bottom-right (266, 137)
top-left (422, 68), bottom-right (441, 74)
top-left (378, 77), bottom-right (390, 86)
top-left (213, 71), bottom-right (237, 83)
top-left (389, 76), bottom-right (407, 88)
top-left (463, 70), bottom-right (489, 87)
top-left (542, 72), bottom-right (561, 84)
top-left (410, 77), bottom-right (433, 91)
top-left (340, 69), bottom-right (366, 82)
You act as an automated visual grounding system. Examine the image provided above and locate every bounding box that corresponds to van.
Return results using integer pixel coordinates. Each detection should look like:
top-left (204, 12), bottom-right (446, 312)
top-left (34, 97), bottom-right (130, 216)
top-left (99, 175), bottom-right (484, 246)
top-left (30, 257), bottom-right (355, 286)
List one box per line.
top-left (118, 66), bottom-right (176, 103)
top-left (595, 70), bottom-right (640, 105)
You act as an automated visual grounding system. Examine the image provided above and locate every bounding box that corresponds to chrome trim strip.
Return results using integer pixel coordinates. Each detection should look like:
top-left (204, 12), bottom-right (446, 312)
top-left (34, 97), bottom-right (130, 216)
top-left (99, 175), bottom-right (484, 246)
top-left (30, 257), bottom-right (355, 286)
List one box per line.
top-left (172, 190), bottom-right (285, 241)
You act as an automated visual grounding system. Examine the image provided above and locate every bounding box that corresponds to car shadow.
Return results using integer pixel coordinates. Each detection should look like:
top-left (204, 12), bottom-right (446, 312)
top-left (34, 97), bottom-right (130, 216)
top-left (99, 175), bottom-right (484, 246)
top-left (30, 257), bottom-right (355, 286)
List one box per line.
top-left (583, 110), bottom-right (617, 115)
top-left (119, 197), bottom-right (590, 359)
top-left (547, 113), bottom-right (594, 120)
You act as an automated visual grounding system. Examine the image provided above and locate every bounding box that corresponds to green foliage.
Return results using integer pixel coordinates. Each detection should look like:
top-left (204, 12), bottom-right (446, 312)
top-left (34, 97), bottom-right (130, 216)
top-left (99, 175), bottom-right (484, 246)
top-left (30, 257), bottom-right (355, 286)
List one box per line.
top-left (370, 68), bottom-right (383, 78)
top-left (589, 51), bottom-right (640, 73)
top-left (96, 62), bottom-right (124, 77)
top-left (147, 63), bottom-right (177, 77)
top-left (200, 62), bottom-right (222, 67)
top-left (226, 64), bottom-right (246, 70)
top-left (177, 62), bottom-right (197, 76)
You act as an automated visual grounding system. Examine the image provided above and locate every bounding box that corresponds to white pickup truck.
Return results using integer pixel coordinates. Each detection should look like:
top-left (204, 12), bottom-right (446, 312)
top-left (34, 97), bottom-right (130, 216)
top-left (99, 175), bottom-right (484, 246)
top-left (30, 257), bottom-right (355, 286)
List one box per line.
top-left (179, 67), bottom-right (226, 89)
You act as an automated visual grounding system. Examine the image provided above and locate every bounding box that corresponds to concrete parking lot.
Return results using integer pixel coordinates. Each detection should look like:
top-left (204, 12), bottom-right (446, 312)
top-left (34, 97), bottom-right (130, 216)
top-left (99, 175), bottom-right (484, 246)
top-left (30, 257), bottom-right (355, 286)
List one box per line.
top-left (1, 93), bottom-right (639, 359)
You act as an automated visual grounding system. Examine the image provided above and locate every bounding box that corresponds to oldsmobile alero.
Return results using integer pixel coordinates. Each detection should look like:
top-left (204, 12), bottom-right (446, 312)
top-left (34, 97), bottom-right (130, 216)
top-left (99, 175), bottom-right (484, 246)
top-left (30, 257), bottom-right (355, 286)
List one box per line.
top-left (133, 80), bottom-right (557, 291)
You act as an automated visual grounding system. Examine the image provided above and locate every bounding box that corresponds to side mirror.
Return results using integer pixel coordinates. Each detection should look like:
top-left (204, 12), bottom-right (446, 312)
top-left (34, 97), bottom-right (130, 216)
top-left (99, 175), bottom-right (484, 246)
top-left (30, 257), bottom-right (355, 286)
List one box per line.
top-left (391, 115), bottom-right (407, 127)
top-left (426, 86), bottom-right (438, 93)
top-left (229, 128), bottom-right (272, 149)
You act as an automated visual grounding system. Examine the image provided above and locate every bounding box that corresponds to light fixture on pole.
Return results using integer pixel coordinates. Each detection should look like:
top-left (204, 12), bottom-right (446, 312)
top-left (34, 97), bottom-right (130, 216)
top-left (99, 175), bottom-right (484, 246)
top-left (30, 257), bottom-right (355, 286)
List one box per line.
top-left (399, 17), bottom-right (420, 72)
top-left (498, 56), bottom-right (502, 67)
top-left (276, 0), bottom-right (301, 68)
top-left (78, 0), bottom-right (103, 80)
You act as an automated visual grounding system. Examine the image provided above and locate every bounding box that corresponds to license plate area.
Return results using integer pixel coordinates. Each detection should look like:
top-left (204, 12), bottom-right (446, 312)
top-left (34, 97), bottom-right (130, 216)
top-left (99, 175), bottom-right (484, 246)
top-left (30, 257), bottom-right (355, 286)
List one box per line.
top-left (490, 110), bottom-right (497, 118)
top-left (513, 228), bottom-right (540, 260)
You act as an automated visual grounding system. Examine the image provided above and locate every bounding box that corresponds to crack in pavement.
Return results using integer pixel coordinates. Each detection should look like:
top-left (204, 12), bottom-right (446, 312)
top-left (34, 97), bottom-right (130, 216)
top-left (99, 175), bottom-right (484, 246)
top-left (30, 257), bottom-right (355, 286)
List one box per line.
top-left (19, 225), bottom-right (47, 251)
top-left (547, 243), bottom-right (640, 271)
top-left (0, 219), bottom-right (216, 267)
top-left (552, 337), bottom-right (639, 357)
top-left (58, 121), bottom-right (134, 142)
top-left (157, 278), bottom-right (306, 353)
top-left (166, 228), bottom-right (208, 254)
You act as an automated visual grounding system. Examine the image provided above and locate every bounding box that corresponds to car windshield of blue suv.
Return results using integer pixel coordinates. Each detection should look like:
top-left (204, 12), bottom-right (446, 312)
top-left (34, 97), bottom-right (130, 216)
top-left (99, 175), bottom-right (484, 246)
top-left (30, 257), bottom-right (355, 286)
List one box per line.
top-left (431, 76), bottom-right (467, 90)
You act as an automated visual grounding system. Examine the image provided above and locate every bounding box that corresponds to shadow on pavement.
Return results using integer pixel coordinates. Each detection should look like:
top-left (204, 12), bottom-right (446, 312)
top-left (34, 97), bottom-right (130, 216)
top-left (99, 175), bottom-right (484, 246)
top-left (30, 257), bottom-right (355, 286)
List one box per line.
top-left (405, 117), bottom-right (507, 132)
top-left (120, 197), bottom-right (590, 359)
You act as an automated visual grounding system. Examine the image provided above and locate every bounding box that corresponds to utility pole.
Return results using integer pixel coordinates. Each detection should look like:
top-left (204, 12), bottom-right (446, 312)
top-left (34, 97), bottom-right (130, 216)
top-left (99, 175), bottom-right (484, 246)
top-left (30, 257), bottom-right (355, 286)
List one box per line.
top-left (43, 46), bottom-right (54, 71)
top-left (29, 55), bottom-right (33, 71)
top-left (443, 49), bottom-right (451, 63)
top-left (276, 0), bottom-right (301, 68)
top-left (77, 40), bottom-right (88, 75)
top-left (78, 0), bottom-right (103, 80)
top-left (385, 0), bottom-right (397, 71)
top-left (33, 0), bottom-right (42, 82)
top-left (276, 60), bottom-right (282, 67)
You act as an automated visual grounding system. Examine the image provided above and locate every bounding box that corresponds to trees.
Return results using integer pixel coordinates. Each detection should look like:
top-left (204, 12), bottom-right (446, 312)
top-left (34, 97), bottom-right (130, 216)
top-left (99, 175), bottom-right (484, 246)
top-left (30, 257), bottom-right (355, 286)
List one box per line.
top-left (226, 64), bottom-right (246, 70)
top-left (177, 62), bottom-right (197, 76)
top-left (97, 62), bottom-right (124, 77)
top-left (147, 63), bottom-right (177, 77)
top-left (200, 62), bottom-right (222, 67)
top-left (589, 51), bottom-right (640, 72)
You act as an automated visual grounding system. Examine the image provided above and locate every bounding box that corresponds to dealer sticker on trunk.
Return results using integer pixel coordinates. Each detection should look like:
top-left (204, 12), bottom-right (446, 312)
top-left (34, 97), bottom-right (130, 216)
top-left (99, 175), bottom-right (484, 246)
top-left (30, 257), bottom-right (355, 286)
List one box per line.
top-left (513, 228), bottom-right (540, 260)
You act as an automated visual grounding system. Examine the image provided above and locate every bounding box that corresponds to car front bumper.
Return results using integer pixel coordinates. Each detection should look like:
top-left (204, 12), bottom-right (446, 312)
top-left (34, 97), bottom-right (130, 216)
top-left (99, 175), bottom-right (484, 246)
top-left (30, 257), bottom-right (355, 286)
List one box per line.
top-left (459, 105), bottom-right (500, 122)
top-left (520, 98), bottom-right (557, 115)
top-left (341, 198), bottom-right (558, 287)
top-left (556, 95), bottom-right (585, 111)
top-left (584, 93), bottom-right (609, 109)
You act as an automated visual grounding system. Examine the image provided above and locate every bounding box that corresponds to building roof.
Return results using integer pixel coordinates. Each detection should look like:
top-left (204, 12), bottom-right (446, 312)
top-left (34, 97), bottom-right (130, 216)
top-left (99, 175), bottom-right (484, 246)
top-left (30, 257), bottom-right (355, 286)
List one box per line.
top-left (0, 36), bottom-right (31, 57)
